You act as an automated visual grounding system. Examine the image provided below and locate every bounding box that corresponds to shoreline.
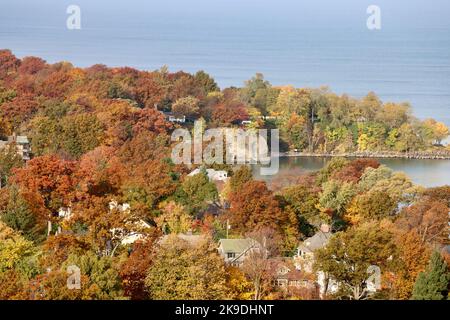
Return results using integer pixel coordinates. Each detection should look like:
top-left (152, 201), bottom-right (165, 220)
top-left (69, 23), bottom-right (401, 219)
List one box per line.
top-left (281, 151), bottom-right (450, 160)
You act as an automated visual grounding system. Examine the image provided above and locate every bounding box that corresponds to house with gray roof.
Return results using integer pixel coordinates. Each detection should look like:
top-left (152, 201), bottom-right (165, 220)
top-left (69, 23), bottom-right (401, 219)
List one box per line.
top-left (294, 224), bottom-right (339, 297)
top-left (0, 134), bottom-right (31, 161)
top-left (297, 231), bottom-right (332, 257)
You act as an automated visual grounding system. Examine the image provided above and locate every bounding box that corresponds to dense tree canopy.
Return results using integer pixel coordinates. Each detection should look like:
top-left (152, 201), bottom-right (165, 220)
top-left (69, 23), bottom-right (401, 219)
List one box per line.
top-left (0, 51), bottom-right (448, 301)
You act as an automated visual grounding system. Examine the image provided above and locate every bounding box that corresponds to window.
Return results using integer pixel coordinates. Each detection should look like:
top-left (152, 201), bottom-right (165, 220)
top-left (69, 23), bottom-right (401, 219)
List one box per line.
top-left (227, 252), bottom-right (236, 259)
top-left (277, 279), bottom-right (288, 287)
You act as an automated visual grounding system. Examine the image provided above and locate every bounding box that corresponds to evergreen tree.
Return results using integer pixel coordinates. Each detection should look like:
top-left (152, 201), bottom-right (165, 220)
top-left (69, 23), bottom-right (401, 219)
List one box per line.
top-left (0, 187), bottom-right (40, 242)
top-left (411, 251), bottom-right (450, 300)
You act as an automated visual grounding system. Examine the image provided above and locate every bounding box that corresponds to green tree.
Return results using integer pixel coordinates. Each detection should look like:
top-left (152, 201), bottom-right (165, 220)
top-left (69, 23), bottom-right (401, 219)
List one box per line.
top-left (0, 187), bottom-right (42, 242)
top-left (229, 166), bottom-right (253, 192)
top-left (0, 143), bottom-right (23, 187)
top-left (28, 116), bottom-right (62, 156)
top-left (194, 70), bottom-right (219, 94)
top-left (281, 184), bottom-right (320, 236)
top-left (318, 180), bottom-right (355, 219)
top-left (61, 114), bottom-right (104, 158)
top-left (411, 251), bottom-right (450, 300)
top-left (62, 251), bottom-right (125, 300)
top-left (181, 169), bottom-right (218, 215)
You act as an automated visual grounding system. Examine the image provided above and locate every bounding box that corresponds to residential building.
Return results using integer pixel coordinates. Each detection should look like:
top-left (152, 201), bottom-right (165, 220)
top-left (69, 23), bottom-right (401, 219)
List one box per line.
top-left (0, 134), bottom-right (31, 160)
top-left (295, 224), bottom-right (339, 297)
top-left (188, 168), bottom-right (228, 181)
top-left (218, 238), bottom-right (261, 267)
top-left (268, 258), bottom-right (319, 298)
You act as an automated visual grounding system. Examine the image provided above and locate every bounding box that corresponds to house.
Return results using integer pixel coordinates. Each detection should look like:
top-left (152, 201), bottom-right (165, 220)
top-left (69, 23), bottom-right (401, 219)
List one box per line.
top-left (108, 201), bottom-right (154, 245)
top-left (119, 219), bottom-right (153, 245)
top-left (296, 225), bottom-right (332, 273)
top-left (58, 207), bottom-right (73, 220)
top-left (268, 258), bottom-right (318, 297)
top-left (295, 224), bottom-right (339, 297)
top-left (0, 134), bottom-right (31, 160)
top-left (218, 238), bottom-right (261, 267)
top-left (188, 168), bottom-right (228, 182)
top-left (164, 112), bottom-right (186, 123)
top-left (240, 120), bottom-right (252, 126)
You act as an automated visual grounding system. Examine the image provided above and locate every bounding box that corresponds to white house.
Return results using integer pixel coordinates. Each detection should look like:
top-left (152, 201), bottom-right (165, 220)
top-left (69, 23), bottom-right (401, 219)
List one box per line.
top-left (188, 168), bottom-right (228, 182)
top-left (108, 201), bottom-right (153, 246)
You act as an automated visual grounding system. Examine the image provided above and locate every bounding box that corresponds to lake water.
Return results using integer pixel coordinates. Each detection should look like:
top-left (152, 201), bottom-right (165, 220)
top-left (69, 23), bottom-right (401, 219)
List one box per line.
top-left (253, 156), bottom-right (450, 188)
top-left (1, 1), bottom-right (449, 185)
top-left (0, 1), bottom-right (449, 126)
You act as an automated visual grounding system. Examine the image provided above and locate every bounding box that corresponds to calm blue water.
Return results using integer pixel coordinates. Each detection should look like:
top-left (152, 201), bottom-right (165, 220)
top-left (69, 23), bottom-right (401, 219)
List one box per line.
top-left (254, 156), bottom-right (450, 188)
top-left (0, 0), bottom-right (449, 127)
top-left (1, 1), bottom-right (449, 186)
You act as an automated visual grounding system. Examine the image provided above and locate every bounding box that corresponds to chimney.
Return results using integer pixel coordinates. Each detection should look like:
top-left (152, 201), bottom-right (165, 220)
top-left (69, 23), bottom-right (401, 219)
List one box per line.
top-left (320, 224), bottom-right (330, 233)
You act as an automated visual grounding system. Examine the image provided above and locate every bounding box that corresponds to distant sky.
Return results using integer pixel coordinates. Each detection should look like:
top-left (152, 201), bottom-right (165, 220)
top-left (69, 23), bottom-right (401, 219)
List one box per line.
top-left (1, 0), bottom-right (450, 30)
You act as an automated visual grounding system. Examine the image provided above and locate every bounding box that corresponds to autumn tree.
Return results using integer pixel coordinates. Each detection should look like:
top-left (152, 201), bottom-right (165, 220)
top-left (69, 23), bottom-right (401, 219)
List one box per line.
top-left (0, 221), bottom-right (37, 273)
top-left (171, 96), bottom-right (200, 118)
top-left (241, 228), bottom-right (282, 300)
top-left (228, 180), bottom-right (287, 235)
top-left (211, 101), bottom-right (249, 126)
top-left (388, 229), bottom-right (431, 300)
top-left (422, 118), bottom-right (449, 145)
top-left (132, 107), bottom-right (173, 136)
top-left (395, 199), bottom-right (448, 246)
top-left (0, 49), bottom-right (20, 79)
top-left (331, 159), bottom-right (380, 184)
top-left (133, 72), bottom-right (165, 108)
top-left (119, 237), bottom-right (158, 300)
top-left (345, 190), bottom-right (397, 225)
top-left (155, 201), bottom-right (192, 234)
top-left (145, 236), bottom-right (229, 299)
top-left (225, 266), bottom-right (254, 300)
top-left (11, 155), bottom-right (77, 234)
top-left (314, 221), bottom-right (395, 300)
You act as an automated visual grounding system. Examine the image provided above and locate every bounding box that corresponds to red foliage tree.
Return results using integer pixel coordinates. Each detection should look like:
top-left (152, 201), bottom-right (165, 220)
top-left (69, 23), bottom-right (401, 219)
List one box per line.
top-left (228, 180), bottom-right (287, 234)
top-left (211, 101), bottom-right (249, 126)
top-left (332, 159), bottom-right (380, 183)
top-left (0, 49), bottom-right (20, 79)
top-left (11, 155), bottom-right (77, 213)
top-left (119, 237), bottom-right (159, 299)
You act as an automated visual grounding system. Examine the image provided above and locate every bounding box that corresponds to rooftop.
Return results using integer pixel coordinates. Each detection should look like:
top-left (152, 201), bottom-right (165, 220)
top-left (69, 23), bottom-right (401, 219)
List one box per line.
top-left (298, 231), bottom-right (332, 253)
top-left (7, 135), bottom-right (29, 144)
top-left (218, 238), bottom-right (258, 253)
